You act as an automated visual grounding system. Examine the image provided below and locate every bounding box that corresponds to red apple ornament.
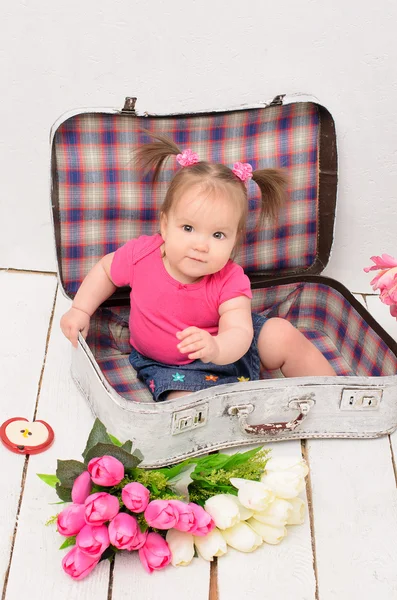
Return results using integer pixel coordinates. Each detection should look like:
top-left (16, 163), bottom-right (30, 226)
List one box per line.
top-left (0, 418), bottom-right (54, 454)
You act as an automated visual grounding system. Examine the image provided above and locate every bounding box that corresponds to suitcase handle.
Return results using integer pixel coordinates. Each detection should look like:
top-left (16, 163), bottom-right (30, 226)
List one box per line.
top-left (227, 396), bottom-right (315, 435)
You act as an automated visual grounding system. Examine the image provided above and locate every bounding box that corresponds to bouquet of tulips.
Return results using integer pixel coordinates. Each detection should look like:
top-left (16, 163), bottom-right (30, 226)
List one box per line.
top-left (364, 254), bottom-right (397, 316)
top-left (38, 419), bottom-right (308, 580)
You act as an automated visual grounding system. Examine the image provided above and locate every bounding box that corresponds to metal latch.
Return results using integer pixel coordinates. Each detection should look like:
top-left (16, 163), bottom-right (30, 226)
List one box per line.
top-left (171, 404), bottom-right (209, 435)
top-left (340, 388), bottom-right (382, 410)
top-left (121, 97), bottom-right (137, 114)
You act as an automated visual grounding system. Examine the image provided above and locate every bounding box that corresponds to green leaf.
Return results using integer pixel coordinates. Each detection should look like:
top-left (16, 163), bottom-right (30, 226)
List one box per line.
top-left (84, 443), bottom-right (142, 471)
top-left (108, 434), bottom-right (122, 447)
top-left (120, 440), bottom-right (133, 453)
top-left (156, 459), bottom-right (194, 480)
top-left (59, 536), bottom-right (76, 550)
top-left (56, 459), bottom-right (86, 489)
top-left (221, 447), bottom-right (263, 470)
top-left (82, 419), bottom-right (113, 461)
top-left (37, 474), bottom-right (60, 488)
top-left (167, 464), bottom-right (197, 501)
top-left (55, 483), bottom-right (72, 502)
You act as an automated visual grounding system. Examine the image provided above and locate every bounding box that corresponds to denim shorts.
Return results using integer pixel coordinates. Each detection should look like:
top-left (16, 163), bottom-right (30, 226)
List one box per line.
top-left (129, 312), bottom-right (267, 401)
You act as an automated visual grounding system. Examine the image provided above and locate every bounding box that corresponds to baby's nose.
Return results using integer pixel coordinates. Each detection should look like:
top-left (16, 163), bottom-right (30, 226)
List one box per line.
top-left (194, 239), bottom-right (209, 252)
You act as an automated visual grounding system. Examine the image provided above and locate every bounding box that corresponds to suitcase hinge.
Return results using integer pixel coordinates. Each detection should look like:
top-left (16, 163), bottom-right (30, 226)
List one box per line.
top-left (121, 97), bottom-right (138, 114)
top-left (267, 94), bottom-right (285, 107)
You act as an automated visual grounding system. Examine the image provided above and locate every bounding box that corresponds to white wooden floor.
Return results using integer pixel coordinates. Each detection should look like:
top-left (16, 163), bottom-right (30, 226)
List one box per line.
top-left (1, 269), bottom-right (397, 600)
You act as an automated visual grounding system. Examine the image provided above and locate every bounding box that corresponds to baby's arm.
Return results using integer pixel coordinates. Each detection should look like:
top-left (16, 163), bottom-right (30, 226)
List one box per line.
top-left (176, 296), bottom-right (253, 365)
top-left (60, 252), bottom-right (116, 347)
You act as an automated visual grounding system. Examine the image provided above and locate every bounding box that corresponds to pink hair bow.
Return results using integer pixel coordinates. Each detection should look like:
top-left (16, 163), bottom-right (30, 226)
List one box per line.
top-left (176, 149), bottom-right (199, 167)
top-left (232, 162), bottom-right (253, 183)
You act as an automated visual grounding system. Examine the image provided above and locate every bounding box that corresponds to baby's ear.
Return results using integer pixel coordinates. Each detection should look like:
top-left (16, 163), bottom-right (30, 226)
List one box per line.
top-left (160, 212), bottom-right (168, 239)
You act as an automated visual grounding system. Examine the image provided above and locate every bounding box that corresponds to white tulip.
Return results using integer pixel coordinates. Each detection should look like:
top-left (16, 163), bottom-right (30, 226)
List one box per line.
top-left (194, 528), bottom-right (227, 561)
top-left (221, 521), bottom-right (262, 553)
top-left (247, 518), bottom-right (287, 545)
top-left (204, 494), bottom-right (240, 530)
top-left (286, 497), bottom-right (306, 525)
top-left (253, 498), bottom-right (292, 527)
top-left (166, 529), bottom-right (195, 567)
top-left (224, 493), bottom-right (254, 520)
top-left (229, 478), bottom-right (275, 512)
top-left (260, 471), bottom-right (306, 499)
top-left (265, 456), bottom-right (309, 478)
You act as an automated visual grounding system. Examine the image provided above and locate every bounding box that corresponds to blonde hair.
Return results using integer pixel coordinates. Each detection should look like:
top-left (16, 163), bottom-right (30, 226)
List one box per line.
top-left (135, 131), bottom-right (288, 245)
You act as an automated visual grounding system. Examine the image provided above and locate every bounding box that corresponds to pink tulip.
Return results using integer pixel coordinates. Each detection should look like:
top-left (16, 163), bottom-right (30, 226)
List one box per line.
top-left (144, 500), bottom-right (180, 530)
top-left (57, 503), bottom-right (86, 536)
top-left (71, 471), bottom-right (92, 504)
top-left (364, 254), bottom-right (397, 273)
top-left (76, 524), bottom-right (110, 559)
top-left (168, 500), bottom-right (195, 532)
top-left (84, 492), bottom-right (120, 526)
top-left (388, 303), bottom-right (396, 315)
top-left (122, 482), bottom-right (150, 513)
top-left (108, 513), bottom-right (147, 550)
top-left (138, 532), bottom-right (171, 574)
top-left (62, 546), bottom-right (99, 580)
top-left (187, 503), bottom-right (215, 536)
top-left (87, 455), bottom-right (125, 486)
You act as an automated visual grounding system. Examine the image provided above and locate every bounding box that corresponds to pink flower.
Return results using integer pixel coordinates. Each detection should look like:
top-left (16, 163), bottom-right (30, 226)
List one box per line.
top-left (108, 513), bottom-right (147, 550)
top-left (57, 503), bottom-right (86, 536)
top-left (168, 500), bottom-right (195, 532)
top-left (144, 500), bottom-right (180, 530)
top-left (232, 161), bottom-right (253, 183)
top-left (138, 532), bottom-right (172, 574)
top-left (364, 255), bottom-right (397, 316)
top-left (62, 546), bottom-right (99, 580)
top-left (187, 503), bottom-right (215, 536)
top-left (76, 524), bottom-right (110, 559)
top-left (84, 492), bottom-right (120, 526)
top-left (71, 471), bottom-right (92, 504)
top-left (363, 254), bottom-right (397, 273)
top-left (176, 149), bottom-right (199, 167)
top-left (122, 482), bottom-right (150, 513)
top-left (87, 455), bottom-right (125, 486)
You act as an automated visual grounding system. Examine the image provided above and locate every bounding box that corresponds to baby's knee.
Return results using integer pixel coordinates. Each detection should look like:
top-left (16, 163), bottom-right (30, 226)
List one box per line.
top-left (261, 317), bottom-right (298, 342)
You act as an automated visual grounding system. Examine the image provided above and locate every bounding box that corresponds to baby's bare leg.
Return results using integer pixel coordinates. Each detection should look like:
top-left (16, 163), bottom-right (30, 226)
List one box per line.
top-left (166, 390), bottom-right (193, 400)
top-left (258, 317), bottom-right (336, 377)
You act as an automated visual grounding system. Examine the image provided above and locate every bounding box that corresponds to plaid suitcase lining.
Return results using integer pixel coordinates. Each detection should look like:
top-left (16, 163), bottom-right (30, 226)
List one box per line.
top-left (85, 283), bottom-right (397, 403)
top-left (54, 103), bottom-right (320, 295)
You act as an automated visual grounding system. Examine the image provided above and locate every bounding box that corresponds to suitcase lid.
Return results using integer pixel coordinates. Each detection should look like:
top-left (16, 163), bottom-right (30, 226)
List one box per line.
top-left (50, 94), bottom-right (337, 299)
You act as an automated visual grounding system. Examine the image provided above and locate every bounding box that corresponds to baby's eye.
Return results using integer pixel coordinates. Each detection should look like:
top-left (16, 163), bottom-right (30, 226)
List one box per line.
top-left (213, 232), bottom-right (225, 240)
top-left (182, 225), bottom-right (193, 233)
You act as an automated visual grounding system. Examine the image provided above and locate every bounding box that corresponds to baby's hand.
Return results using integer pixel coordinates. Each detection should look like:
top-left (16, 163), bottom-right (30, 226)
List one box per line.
top-left (60, 307), bottom-right (91, 348)
top-left (176, 327), bottom-right (219, 363)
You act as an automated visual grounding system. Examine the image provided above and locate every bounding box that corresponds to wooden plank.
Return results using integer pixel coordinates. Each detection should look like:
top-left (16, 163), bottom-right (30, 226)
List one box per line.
top-left (4, 290), bottom-right (110, 599)
top-left (0, 271), bottom-right (57, 589)
top-left (307, 437), bottom-right (397, 599)
top-left (111, 550), bottom-right (211, 600)
top-left (217, 441), bottom-right (316, 600)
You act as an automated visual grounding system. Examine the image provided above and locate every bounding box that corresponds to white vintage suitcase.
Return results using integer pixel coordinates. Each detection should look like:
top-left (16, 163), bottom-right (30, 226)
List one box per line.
top-left (50, 94), bottom-right (397, 467)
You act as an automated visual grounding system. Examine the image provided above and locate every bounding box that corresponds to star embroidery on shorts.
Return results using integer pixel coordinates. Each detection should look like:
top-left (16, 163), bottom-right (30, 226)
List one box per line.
top-left (205, 374), bottom-right (219, 382)
top-left (237, 376), bottom-right (250, 382)
top-left (149, 380), bottom-right (155, 392)
top-left (172, 372), bottom-right (185, 382)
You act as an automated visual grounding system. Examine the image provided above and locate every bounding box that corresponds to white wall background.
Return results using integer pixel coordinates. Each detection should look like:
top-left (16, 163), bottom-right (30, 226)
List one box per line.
top-left (1, 0), bottom-right (396, 292)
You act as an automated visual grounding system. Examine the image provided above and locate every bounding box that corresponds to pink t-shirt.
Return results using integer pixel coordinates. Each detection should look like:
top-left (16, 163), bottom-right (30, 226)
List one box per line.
top-left (110, 234), bottom-right (252, 365)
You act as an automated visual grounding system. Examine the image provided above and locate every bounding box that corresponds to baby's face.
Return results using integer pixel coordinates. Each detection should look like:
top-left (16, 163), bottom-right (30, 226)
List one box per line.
top-left (160, 184), bottom-right (241, 284)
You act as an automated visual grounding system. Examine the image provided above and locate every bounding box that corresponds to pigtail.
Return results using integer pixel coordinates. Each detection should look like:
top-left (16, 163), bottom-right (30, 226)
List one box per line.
top-left (135, 129), bottom-right (182, 182)
top-left (251, 168), bottom-right (289, 223)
